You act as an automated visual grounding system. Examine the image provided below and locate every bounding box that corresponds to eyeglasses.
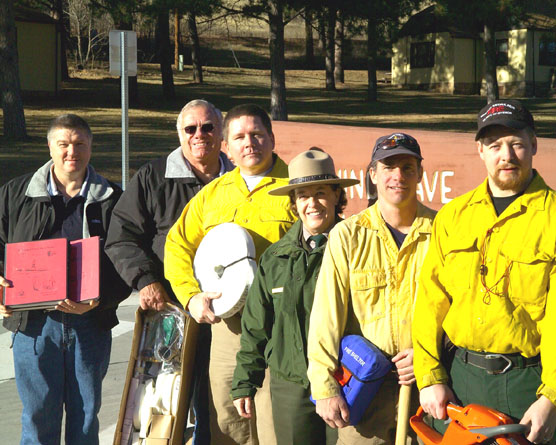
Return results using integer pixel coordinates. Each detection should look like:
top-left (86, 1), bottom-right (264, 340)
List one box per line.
top-left (375, 134), bottom-right (419, 151)
top-left (183, 123), bottom-right (214, 135)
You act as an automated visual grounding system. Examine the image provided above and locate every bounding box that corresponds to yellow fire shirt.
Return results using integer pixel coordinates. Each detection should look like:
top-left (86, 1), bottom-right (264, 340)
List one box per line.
top-left (307, 203), bottom-right (435, 399)
top-left (164, 156), bottom-right (296, 309)
top-left (413, 173), bottom-right (556, 405)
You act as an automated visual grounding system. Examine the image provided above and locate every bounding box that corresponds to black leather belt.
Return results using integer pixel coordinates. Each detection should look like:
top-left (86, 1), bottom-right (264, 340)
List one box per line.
top-left (456, 348), bottom-right (540, 375)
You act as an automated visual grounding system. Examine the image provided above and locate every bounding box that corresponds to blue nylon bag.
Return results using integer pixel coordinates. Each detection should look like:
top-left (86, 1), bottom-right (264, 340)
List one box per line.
top-left (334, 335), bottom-right (393, 425)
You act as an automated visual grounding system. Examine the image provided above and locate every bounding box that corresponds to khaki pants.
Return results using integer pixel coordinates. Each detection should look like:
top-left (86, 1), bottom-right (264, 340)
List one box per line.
top-left (208, 313), bottom-right (276, 445)
top-left (337, 374), bottom-right (420, 445)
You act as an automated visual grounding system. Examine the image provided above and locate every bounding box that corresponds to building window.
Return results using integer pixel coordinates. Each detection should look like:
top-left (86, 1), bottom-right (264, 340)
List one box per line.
top-left (410, 41), bottom-right (435, 68)
top-left (539, 38), bottom-right (556, 66)
top-left (496, 39), bottom-right (508, 66)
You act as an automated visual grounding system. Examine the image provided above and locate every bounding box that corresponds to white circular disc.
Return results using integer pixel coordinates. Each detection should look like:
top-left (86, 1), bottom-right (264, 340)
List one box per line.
top-left (194, 223), bottom-right (257, 318)
top-left (171, 375), bottom-right (181, 416)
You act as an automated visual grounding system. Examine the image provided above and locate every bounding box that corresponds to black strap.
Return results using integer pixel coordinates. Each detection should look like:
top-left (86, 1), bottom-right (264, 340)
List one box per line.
top-left (214, 256), bottom-right (255, 278)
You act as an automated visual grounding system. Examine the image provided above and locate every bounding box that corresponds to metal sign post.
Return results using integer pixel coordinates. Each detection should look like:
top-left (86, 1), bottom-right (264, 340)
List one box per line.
top-left (120, 31), bottom-right (129, 190)
top-left (109, 30), bottom-right (137, 190)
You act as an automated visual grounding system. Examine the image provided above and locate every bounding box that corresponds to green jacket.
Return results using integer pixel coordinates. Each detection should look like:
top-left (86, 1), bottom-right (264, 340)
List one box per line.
top-left (231, 219), bottom-right (327, 399)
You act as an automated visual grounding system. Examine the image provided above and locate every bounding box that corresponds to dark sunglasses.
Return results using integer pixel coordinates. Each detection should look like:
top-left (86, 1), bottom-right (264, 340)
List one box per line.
top-left (183, 123), bottom-right (214, 135)
top-left (375, 134), bottom-right (419, 151)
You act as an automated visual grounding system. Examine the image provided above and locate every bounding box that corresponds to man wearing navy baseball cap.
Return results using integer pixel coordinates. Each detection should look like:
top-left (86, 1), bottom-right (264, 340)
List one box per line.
top-left (414, 99), bottom-right (556, 444)
top-left (307, 132), bottom-right (435, 443)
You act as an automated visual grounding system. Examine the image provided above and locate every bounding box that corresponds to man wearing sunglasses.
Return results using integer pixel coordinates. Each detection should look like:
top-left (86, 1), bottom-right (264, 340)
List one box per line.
top-left (413, 100), bottom-right (556, 445)
top-left (307, 133), bottom-right (435, 443)
top-left (165, 104), bottom-right (296, 444)
top-left (105, 99), bottom-right (234, 444)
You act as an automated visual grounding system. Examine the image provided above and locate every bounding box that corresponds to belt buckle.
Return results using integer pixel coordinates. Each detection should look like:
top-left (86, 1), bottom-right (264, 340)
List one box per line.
top-left (485, 353), bottom-right (512, 375)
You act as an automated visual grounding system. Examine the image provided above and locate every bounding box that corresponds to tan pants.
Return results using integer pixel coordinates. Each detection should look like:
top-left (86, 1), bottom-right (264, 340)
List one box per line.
top-left (337, 375), bottom-right (420, 445)
top-left (208, 314), bottom-right (276, 445)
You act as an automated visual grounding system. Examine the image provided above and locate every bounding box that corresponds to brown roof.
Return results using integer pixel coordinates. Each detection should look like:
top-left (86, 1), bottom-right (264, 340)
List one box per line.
top-left (519, 13), bottom-right (556, 31)
top-left (14, 5), bottom-right (57, 25)
top-left (399, 6), bottom-right (478, 38)
top-left (400, 4), bottom-right (556, 38)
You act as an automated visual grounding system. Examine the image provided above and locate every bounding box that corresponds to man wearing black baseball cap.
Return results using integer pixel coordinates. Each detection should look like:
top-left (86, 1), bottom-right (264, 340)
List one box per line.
top-left (475, 99), bottom-right (535, 141)
top-left (307, 133), bottom-right (435, 443)
top-left (414, 100), bottom-right (556, 444)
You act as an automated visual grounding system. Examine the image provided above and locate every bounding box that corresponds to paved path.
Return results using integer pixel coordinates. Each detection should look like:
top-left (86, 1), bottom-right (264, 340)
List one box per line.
top-left (0, 293), bottom-right (140, 444)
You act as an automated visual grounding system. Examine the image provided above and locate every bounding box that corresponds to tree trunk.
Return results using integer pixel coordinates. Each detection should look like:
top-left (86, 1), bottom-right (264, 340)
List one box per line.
top-left (186, 11), bottom-right (203, 84)
top-left (155, 11), bottom-right (175, 100)
top-left (76, 19), bottom-right (83, 66)
top-left (325, 6), bottom-right (336, 91)
top-left (317, 11), bottom-right (326, 52)
top-left (304, 9), bottom-right (314, 69)
top-left (0, 0), bottom-right (27, 139)
top-left (85, 15), bottom-right (92, 65)
top-left (174, 9), bottom-right (180, 68)
top-left (483, 22), bottom-right (499, 104)
top-left (366, 16), bottom-right (378, 102)
top-left (268, 0), bottom-right (287, 120)
top-left (334, 9), bottom-right (344, 84)
top-left (116, 19), bottom-right (138, 105)
top-left (52, 0), bottom-right (69, 81)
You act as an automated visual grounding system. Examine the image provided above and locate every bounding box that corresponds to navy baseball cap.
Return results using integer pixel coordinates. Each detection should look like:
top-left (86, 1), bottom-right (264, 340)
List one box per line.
top-left (371, 133), bottom-right (423, 163)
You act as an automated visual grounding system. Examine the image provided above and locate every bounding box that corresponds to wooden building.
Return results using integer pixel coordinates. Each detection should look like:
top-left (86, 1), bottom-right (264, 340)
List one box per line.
top-left (15, 6), bottom-right (61, 95)
top-left (392, 5), bottom-right (556, 97)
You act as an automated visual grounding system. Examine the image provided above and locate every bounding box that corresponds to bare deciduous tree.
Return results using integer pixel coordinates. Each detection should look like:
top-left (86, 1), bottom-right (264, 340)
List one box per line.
top-left (67, 0), bottom-right (112, 68)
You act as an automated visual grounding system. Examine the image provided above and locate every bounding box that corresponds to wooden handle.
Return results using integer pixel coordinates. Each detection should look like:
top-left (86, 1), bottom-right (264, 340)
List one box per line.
top-left (395, 384), bottom-right (413, 445)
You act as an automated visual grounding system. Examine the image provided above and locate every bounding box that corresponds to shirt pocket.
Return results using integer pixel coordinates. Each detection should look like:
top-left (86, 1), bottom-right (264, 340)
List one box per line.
top-left (203, 207), bottom-right (237, 232)
top-left (258, 206), bottom-right (295, 224)
top-left (499, 245), bottom-right (550, 314)
top-left (349, 270), bottom-right (387, 324)
top-left (441, 234), bottom-right (479, 292)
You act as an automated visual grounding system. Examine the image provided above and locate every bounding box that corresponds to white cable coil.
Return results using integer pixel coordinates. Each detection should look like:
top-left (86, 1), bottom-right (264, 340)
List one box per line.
top-left (132, 379), bottom-right (149, 431)
top-left (134, 373), bottom-right (181, 438)
top-left (194, 223), bottom-right (257, 318)
top-left (154, 372), bottom-right (178, 415)
top-left (171, 375), bottom-right (181, 416)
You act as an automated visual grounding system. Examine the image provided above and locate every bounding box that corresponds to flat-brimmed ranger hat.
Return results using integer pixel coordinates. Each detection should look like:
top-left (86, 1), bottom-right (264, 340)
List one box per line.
top-left (371, 133), bottom-right (423, 163)
top-left (269, 148), bottom-right (359, 196)
top-left (475, 99), bottom-right (535, 140)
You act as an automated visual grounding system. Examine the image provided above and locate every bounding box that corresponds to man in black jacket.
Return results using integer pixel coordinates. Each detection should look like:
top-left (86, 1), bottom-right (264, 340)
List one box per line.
top-left (105, 99), bottom-right (233, 310)
top-left (0, 114), bottom-right (130, 445)
top-left (105, 99), bottom-right (233, 444)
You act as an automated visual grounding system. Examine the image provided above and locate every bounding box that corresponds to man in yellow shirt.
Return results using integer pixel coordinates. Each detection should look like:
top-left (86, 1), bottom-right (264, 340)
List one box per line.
top-left (165, 104), bottom-right (296, 444)
top-left (413, 100), bottom-right (556, 444)
top-left (307, 133), bottom-right (435, 444)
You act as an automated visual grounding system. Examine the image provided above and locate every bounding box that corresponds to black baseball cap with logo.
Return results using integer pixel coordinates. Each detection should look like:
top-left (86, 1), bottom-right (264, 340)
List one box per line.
top-left (371, 133), bottom-right (423, 163)
top-left (475, 99), bottom-right (535, 140)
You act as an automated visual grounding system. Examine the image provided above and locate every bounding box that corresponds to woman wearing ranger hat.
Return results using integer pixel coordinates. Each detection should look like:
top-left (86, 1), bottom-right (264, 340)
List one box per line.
top-left (230, 148), bottom-right (358, 445)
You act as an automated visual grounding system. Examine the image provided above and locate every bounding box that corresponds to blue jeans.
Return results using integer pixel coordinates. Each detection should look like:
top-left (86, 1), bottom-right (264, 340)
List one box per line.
top-left (13, 311), bottom-right (111, 445)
